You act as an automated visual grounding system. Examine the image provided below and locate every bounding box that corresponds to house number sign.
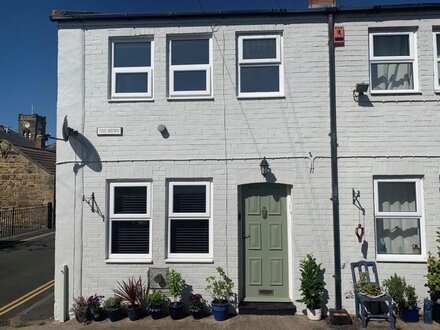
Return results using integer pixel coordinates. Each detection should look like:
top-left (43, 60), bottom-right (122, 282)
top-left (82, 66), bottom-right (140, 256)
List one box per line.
top-left (97, 127), bottom-right (123, 136)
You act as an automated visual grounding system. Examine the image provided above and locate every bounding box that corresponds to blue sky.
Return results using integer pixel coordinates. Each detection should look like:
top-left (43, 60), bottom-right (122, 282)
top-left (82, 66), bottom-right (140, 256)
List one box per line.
top-left (0, 0), bottom-right (438, 136)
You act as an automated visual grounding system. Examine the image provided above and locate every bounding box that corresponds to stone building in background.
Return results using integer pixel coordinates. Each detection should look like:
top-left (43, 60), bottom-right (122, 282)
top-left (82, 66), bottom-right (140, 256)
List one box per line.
top-left (0, 114), bottom-right (56, 210)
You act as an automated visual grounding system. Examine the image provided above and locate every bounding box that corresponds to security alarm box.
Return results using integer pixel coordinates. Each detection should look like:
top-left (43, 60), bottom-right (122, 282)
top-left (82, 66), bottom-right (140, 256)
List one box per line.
top-left (334, 26), bottom-right (345, 47)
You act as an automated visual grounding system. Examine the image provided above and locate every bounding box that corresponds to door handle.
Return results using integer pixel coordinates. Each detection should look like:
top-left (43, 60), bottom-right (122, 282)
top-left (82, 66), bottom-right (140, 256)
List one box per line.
top-left (242, 234), bottom-right (250, 239)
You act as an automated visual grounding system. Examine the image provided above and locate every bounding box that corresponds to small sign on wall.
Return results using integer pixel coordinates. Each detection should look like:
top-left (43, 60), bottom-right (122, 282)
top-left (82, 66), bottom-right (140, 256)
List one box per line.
top-left (97, 127), bottom-right (123, 136)
top-left (334, 26), bottom-right (345, 47)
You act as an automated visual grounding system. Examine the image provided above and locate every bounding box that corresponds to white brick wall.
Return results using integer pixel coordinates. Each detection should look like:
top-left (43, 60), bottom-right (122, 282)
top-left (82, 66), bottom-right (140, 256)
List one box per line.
top-left (55, 10), bottom-right (440, 320)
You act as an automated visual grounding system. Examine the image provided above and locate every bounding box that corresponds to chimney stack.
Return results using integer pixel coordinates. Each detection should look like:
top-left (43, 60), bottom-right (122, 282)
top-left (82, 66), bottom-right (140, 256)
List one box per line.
top-left (308, 0), bottom-right (336, 8)
top-left (35, 134), bottom-right (45, 149)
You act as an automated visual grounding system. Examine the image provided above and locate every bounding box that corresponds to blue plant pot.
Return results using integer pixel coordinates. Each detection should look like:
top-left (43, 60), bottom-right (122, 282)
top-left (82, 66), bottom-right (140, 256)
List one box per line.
top-left (400, 308), bottom-right (419, 323)
top-left (211, 301), bottom-right (229, 321)
top-left (127, 305), bottom-right (143, 321)
top-left (169, 302), bottom-right (184, 320)
top-left (106, 309), bottom-right (121, 322)
top-left (149, 304), bottom-right (162, 320)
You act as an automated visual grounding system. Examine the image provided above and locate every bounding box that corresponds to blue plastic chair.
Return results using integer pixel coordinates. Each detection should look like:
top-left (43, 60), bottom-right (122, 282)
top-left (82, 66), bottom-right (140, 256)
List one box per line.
top-left (351, 261), bottom-right (395, 328)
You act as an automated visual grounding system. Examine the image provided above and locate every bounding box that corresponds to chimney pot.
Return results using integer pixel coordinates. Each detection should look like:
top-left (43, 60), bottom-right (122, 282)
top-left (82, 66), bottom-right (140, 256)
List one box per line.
top-left (308, 0), bottom-right (336, 8)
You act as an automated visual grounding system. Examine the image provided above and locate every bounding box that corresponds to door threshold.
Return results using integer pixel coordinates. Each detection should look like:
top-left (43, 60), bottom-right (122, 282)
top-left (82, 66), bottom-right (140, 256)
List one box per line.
top-left (239, 301), bottom-right (296, 315)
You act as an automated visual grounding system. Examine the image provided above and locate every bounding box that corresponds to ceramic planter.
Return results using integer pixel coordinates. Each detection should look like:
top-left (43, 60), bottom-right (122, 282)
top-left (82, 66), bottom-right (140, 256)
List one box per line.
top-left (126, 305), bottom-right (143, 321)
top-left (169, 302), bottom-right (184, 320)
top-left (106, 309), bottom-right (121, 322)
top-left (400, 308), bottom-right (419, 323)
top-left (190, 308), bottom-right (204, 319)
top-left (149, 304), bottom-right (162, 320)
top-left (91, 308), bottom-right (106, 321)
top-left (306, 308), bottom-right (322, 321)
top-left (211, 301), bottom-right (229, 321)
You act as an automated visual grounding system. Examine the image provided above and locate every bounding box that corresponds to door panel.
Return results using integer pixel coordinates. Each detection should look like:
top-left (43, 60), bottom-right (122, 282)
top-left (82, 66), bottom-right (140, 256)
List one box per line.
top-left (242, 183), bottom-right (289, 302)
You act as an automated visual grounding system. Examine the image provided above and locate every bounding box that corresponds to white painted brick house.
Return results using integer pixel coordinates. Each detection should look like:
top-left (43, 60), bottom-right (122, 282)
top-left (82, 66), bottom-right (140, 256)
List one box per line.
top-left (51, 1), bottom-right (440, 321)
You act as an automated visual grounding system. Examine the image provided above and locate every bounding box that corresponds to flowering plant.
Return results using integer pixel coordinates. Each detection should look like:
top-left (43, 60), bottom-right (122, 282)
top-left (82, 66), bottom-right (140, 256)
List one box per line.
top-left (189, 293), bottom-right (205, 311)
top-left (71, 296), bottom-right (89, 322)
top-left (87, 294), bottom-right (104, 314)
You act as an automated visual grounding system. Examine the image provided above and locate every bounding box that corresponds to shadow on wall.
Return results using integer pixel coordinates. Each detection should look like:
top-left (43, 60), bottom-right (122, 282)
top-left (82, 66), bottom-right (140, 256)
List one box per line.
top-left (69, 133), bottom-right (102, 173)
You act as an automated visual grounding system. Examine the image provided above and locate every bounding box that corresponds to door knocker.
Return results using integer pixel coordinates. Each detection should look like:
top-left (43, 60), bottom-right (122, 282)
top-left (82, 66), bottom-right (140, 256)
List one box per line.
top-left (261, 207), bottom-right (268, 219)
top-left (355, 224), bottom-right (365, 243)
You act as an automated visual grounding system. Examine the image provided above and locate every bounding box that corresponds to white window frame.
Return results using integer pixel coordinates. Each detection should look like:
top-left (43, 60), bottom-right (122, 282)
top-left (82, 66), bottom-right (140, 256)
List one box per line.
top-left (434, 32), bottom-right (440, 91)
top-left (237, 34), bottom-right (284, 98)
top-left (168, 36), bottom-right (213, 98)
top-left (110, 38), bottom-right (154, 100)
top-left (166, 181), bottom-right (213, 262)
top-left (108, 182), bottom-right (152, 262)
top-left (369, 31), bottom-right (418, 94)
top-left (373, 177), bottom-right (426, 262)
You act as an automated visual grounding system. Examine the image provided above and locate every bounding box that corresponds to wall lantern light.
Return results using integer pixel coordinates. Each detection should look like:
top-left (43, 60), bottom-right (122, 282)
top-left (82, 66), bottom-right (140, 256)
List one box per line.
top-left (260, 157), bottom-right (270, 177)
top-left (353, 82), bottom-right (369, 101)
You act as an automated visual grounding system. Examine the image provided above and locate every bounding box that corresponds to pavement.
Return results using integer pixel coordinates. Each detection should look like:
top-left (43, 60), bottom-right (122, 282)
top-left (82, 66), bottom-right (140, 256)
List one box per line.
top-left (0, 313), bottom-right (438, 330)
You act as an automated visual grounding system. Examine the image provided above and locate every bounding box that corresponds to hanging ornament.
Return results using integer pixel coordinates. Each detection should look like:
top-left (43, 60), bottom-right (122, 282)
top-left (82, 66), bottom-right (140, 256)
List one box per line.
top-left (355, 224), bottom-right (364, 243)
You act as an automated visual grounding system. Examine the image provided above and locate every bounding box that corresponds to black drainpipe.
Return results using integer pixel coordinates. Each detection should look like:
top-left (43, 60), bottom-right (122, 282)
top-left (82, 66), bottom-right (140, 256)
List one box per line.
top-left (328, 9), bottom-right (342, 311)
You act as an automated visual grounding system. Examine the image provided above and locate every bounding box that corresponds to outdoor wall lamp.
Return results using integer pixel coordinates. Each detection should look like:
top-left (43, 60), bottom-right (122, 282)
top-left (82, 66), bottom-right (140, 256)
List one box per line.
top-left (353, 82), bottom-right (369, 101)
top-left (260, 157), bottom-right (270, 177)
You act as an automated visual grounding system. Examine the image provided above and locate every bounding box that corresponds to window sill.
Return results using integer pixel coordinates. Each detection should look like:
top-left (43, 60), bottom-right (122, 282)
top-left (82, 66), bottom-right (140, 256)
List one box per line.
top-left (165, 258), bottom-right (214, 264)
top-left (369, 90), bottom-right (422, 96)
top-left (167, 96), bottom-right (214, 101)
top-left (376, 255), bottom-right (426, 263)
top-left (237, 95), bottom-right (285, 100)
top-left (105, 258), bottom-right (153, 264)
top-left (108, 98), bottom-right (154, 103)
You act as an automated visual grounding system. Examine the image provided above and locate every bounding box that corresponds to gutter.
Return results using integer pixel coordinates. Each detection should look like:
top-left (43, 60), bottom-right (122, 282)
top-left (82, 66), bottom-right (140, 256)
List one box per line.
top-left (50, 3), bottom-right (440, 22)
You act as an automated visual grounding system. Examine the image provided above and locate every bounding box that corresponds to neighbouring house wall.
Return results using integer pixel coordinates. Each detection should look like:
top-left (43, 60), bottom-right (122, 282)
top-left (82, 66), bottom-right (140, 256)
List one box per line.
top-left (0, 141), bottom-right (54, 209)
top-left (335, 12), bottom-right (440, 308)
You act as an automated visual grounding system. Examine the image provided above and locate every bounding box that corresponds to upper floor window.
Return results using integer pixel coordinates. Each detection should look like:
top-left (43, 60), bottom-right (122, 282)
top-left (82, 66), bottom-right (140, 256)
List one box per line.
top-left (111, 39), bottom-right (153, 99)
top-left (108, 182), bottom-right (152, 261)
top-left (167, 181), bottom-right (212, 261)
top-left (434, 32), bottom-right (440, 91)
top-left (374, 177), bottom-right (425, 262)
top-left (238, 34), bottom-right (284, 98)
top-left (169, 37), bottom-right (212, 98)
top-left (369, 32), bottom-right (418, 93)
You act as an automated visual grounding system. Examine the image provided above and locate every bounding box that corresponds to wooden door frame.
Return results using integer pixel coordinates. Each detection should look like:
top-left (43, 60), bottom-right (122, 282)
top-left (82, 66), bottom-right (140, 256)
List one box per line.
top-left (238, 183), bottom-right (293, 303)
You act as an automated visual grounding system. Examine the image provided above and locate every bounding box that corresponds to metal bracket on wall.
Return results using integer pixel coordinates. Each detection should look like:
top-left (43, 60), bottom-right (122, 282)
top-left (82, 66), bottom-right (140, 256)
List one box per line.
top-left (352, 189), bottom-right (365, 216)
top-left (82, 192), bottom-right (105, 221)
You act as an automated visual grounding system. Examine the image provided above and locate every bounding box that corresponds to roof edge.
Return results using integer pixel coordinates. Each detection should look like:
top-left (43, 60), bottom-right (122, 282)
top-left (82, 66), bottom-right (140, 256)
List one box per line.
top-left (50, 3), bottom-right (440, 22)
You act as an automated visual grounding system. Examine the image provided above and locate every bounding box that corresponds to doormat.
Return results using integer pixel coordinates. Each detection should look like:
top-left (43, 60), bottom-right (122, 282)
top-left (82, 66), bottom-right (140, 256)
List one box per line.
top-left (329, 309), bottom-right (353, 325)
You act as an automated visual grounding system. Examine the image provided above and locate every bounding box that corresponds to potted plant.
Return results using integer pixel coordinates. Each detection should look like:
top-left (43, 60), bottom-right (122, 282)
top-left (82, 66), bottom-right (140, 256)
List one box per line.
top-left (71, 296), bottom-right (90, 324)
top-left (167, 269), bottom-right (185, 320)
top-left (86, 294), bottom-right (105, 321)
top-left (298, 254), bottom-right (326, 320)
top-left (189, 293), bottom-right (205, 319)
top-left (206, 267), bottom-right (234, 321)
top-left (355, 272), bottom-right (384, 315)
top-left (147, 290), bottom-right (165, 320)
top-left (425, 228), bottom-right (440, 322)
top-left (383, 274), bottom-right (419, 322)
top-left (103, 296), bottom-right (123, 322)
top-left (113, 276), bottom-right (148, 321)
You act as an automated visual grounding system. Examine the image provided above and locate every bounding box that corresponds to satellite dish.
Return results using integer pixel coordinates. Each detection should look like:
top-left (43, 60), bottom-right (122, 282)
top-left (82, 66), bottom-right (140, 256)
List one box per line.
top-left (62, 115), bottom-right (78, 142)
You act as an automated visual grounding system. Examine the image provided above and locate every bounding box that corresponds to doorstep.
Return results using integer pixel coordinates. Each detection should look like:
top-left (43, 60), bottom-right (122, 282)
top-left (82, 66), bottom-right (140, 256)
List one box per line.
top-left (238, 302), bottom-right (296, 315)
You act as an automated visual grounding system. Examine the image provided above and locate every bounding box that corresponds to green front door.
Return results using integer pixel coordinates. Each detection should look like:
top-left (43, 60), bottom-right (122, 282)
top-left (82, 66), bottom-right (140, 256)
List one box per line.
top-left (242, 183), bottom-right (289, 302)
